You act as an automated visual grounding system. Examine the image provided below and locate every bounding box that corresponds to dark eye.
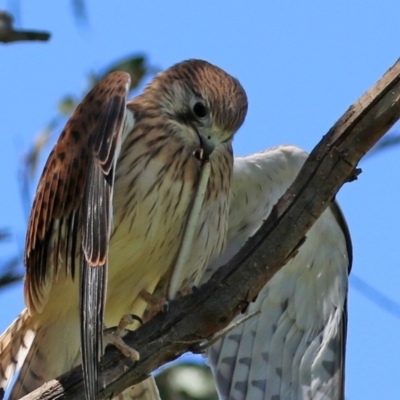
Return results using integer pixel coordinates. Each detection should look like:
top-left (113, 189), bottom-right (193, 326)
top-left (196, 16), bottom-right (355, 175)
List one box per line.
top-left (193, 102), bottom-right (207, 118)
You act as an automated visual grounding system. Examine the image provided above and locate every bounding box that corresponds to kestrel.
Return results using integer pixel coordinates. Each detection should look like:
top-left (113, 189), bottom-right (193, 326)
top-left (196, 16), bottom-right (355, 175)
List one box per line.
top-left (122, 145), bottom-right (351, 400)
top-left (0, 59), bottom-right (248, 400)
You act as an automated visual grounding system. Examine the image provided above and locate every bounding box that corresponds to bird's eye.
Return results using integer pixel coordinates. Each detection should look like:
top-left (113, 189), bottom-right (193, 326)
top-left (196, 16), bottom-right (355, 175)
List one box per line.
top-left (193, 102), bottom-right (207, 118)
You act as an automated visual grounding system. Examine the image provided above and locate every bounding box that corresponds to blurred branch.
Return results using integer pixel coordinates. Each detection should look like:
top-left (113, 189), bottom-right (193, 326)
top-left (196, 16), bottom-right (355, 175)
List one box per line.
top-left (20, 58), bottom-right (400, 400)
top-left (71, 0), bottom-right (87, 23)
top-left (351, 274), bottom-right (400, 321)
top-left (0, 229), bottom-right (23, 289)
top-left (0, 257), bottom-right (23, 287)
top-left (0, 11), bottom-right (50, 43)
top-left (366, 131), bottom-right (400, 157)
top-left (0, 229), bottom-right (11, 242)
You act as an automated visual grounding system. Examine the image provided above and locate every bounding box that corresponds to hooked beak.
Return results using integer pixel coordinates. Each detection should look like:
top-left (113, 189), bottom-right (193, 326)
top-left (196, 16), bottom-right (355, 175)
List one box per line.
top-left (197, 132), bottom-right (217, 160)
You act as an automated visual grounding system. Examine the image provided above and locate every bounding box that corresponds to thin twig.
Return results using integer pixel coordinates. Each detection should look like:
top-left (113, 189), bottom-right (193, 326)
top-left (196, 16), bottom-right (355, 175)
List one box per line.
top-left (0, 12), bottom-right (50, 44)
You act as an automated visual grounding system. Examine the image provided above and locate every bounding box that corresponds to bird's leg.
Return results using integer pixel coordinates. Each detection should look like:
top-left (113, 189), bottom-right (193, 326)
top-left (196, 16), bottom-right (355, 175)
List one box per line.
top-left (140, 285), bottom-right (200, 323)
top-left (139, 289), bottom-right (169, 323)
top-left (177, 285), bottom-right (198, 297)
top-left (103, 314), bottom-right (141, 361)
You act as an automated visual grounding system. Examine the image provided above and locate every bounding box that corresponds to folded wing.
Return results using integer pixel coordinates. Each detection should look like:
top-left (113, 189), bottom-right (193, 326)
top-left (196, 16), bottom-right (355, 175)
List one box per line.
top-left (204, 145), bottom-right (352, 400)
top-left (24, 71), bottom-right (134, 400)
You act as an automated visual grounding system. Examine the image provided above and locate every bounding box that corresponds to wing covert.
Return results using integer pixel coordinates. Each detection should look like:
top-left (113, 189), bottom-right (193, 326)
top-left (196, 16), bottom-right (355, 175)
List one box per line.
top-left (24, 71), bottom-right (132, 315)
top-left (204, 145), bottom-right (352, 400)
top-left (23, 71), bottom-right (133, 400)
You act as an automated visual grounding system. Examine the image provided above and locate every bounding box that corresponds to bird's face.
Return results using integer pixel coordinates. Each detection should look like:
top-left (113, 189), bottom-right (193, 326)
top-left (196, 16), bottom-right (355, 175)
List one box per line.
top-left (142, 59), bottom-right (248, 157)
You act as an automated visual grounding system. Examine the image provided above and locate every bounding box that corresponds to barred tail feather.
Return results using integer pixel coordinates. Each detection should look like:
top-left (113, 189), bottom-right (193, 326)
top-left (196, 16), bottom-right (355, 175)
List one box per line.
top-left (0, 310), bottom-right (34, 396)
top-left (8, 316), bottom-right (80, 400)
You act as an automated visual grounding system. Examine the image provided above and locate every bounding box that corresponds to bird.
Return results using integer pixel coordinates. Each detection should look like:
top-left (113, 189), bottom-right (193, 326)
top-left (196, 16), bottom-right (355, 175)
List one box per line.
top-left (119, 145), bottom-right (351, 400)
top-left (205, 145), bottom-right (351, 400)
top-left (0, 59), bottom-right (248, 400)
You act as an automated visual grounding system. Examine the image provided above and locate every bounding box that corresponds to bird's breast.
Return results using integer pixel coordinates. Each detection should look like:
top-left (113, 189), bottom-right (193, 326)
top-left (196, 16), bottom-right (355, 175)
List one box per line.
top-left (105, 131), bottom-right (232, 325)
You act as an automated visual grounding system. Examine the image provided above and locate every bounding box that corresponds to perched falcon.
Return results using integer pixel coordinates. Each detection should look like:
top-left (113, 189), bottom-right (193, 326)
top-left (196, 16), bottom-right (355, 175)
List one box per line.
top-left (0, 59), bottom-right (248, 400)
top-left (121, 145), bottom-right (351, 400)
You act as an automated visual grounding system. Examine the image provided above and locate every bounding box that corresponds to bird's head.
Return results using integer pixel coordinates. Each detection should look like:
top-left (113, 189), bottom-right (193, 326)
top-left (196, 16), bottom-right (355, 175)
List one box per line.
top-left (141, 59), bottom-right (248, 157)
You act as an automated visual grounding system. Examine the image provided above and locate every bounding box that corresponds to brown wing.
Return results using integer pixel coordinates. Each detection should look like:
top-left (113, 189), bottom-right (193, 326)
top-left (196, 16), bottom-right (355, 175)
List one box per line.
top-left (24, 71), bottom-right (132, 399)
top-left (24, 71), bottom-right (131, 314)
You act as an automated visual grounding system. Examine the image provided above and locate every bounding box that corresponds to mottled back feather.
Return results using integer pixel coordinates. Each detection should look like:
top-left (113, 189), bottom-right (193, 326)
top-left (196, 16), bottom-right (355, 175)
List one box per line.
top-left (205, 145), bottom-right (351, 400)
top-left (0, 311), bottom-right (33, 395)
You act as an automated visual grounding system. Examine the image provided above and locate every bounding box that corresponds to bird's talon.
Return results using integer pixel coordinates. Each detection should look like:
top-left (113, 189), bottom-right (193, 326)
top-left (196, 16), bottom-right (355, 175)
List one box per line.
top-left (139, 289), bottom-right (167, 307)
top-left (140, 289), bottom-right (169, 322)
top-left (104, 331), bottom-right (140, 361)
top-left (104, 314), bottom-right (140, 361)
top-left (191, 285), bottom-right (200, 295)
top-left (177, 285), bottom-right (194, 297)
top-left (117, 314), bottom-right (143, 333)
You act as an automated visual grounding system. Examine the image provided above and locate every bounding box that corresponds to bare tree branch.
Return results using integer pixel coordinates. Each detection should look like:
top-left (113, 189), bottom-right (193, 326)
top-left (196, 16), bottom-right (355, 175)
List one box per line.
top-left (21, 57), bottom-right (400, 400)
top-left (0, 11), bottom-right (50, 44)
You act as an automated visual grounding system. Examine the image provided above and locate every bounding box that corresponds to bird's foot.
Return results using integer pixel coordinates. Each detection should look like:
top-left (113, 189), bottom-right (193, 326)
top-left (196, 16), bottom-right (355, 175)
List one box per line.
top-left (177, 285), bottom-right (196, 297)
top-left (103, 314), bottom-right (141, 361)
top-left (140, 289), bottom-right (169, 322)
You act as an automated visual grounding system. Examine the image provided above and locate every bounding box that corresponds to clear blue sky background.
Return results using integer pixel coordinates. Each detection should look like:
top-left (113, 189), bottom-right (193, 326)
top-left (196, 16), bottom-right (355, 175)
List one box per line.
top-left (0, 1), bottom-right (399, 399)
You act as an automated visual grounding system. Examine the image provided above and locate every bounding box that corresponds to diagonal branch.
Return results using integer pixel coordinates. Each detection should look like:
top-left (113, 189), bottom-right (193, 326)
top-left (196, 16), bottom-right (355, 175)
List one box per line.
top-left (21, 57), bottom-right (400, 400)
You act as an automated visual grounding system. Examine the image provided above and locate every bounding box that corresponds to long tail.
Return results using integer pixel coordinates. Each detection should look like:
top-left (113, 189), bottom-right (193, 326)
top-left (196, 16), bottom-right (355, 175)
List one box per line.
top-left (0, 310), bottom-right (35, 396)
top-left (4, 312), bottom-right (80, 400)
top-left (1, 313), bottom-right (161, 400)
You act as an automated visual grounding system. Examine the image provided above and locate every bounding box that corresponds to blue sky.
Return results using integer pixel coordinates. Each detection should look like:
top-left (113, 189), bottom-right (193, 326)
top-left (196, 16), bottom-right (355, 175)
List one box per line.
top-left (0, 1), bottom-right (399, 399)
